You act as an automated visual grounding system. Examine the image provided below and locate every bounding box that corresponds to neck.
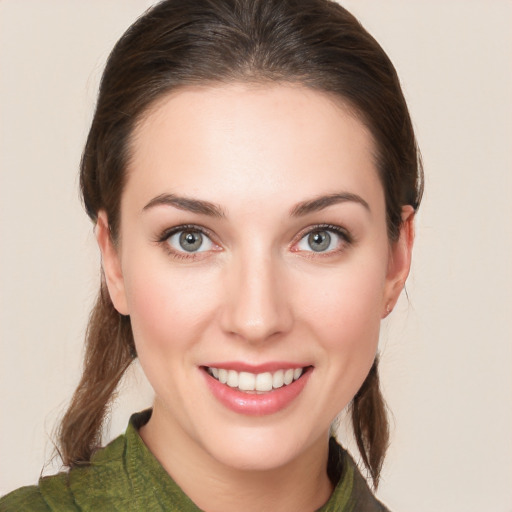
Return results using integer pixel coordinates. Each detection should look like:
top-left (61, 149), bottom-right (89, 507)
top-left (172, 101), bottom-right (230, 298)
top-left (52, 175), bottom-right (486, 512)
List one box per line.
top-left (140, 407), bottom-right (333, 512)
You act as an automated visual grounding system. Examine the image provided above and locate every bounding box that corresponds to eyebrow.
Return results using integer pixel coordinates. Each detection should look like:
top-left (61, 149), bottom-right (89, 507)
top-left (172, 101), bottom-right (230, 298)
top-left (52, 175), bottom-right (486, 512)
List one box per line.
top-left (142, 191), bottom-right (369, 218)
top-left (290, 192), bottom-right (370, 217)
top-left (142, 193), bottom-right (225, 218)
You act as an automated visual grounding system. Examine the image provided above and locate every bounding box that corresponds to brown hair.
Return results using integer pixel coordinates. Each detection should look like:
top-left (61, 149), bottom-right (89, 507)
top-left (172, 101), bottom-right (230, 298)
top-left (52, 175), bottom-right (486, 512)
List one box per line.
top-left (59, 0), bottom-right (423, 488)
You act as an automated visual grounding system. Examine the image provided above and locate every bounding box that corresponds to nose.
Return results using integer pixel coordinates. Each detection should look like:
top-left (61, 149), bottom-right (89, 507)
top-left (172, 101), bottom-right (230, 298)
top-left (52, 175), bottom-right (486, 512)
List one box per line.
top-left (220, 248), bottom-right (293, 344)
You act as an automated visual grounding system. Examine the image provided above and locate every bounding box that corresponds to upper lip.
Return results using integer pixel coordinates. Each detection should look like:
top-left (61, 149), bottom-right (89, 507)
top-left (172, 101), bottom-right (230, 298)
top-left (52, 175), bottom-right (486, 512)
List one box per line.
top-left (202, 362), bottom-right (311, 373)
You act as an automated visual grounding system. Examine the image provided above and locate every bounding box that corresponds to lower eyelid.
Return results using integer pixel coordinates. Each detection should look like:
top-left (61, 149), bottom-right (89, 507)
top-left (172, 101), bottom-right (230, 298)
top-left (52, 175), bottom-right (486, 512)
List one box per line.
top-left (156, 224), bottom-right (351, 259)
top-left (297, 233), bottom-right (341, 251)
top-left (294, 225), bottom-right (351, 250)
top-left (169, 230), bottom-right (215, 251)
top-left (152, 224), bottom-right (218, 260)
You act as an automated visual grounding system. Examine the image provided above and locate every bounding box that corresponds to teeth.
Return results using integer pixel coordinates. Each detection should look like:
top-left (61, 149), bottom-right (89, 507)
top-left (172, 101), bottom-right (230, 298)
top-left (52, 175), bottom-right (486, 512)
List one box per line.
top-left (227, 370), bottom-right (238, 388)
top-left (218, 368), bottom-right (228, 384)
top-left (238, 372), bottom-right (255, 391)
top-left (284, 369), bottom-right (294, 385)
top-left (272, 370), bottom-right (284, 389)
top-left (208, 366), bottom-right (304, 392)
top-left (255, 372), bottom-right (273, 392)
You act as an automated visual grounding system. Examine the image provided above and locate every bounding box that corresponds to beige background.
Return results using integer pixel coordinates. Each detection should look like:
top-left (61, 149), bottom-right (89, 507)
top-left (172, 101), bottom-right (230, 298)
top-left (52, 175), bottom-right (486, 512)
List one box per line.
top-left (1, 1), bottom-right (511, 510)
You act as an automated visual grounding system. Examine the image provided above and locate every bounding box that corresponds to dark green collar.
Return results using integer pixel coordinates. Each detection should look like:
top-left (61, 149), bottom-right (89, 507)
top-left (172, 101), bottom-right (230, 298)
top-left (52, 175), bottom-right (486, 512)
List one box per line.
top-left (123, 410), bottom-right (387, 512)
top-left (0, 410), bottom-right (388, 511)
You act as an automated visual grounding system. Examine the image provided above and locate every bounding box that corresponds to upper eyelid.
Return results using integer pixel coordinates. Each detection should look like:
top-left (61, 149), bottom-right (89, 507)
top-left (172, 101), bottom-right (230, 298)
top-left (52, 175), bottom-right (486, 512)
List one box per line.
top-left (157, 225), bottom-right (219, 259)
top-left (157, 224), bottom-right (215, 242)
top-left (290, 224), bottom-right (353, 255)
top-left (155, 222), bottom-right (352, 248)
top-left (294, 223), bottom-right (352, 242)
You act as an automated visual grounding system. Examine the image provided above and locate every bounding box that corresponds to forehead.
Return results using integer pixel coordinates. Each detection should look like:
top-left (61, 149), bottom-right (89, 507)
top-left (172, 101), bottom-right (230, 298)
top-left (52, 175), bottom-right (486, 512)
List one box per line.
top-left (125, 84), bottom-right (383, 214)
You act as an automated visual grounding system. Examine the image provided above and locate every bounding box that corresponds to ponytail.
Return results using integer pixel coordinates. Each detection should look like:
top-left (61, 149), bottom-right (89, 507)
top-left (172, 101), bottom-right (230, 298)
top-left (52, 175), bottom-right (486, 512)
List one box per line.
top-left (350, 356), bottom-right (389, 488)
top-left (57, 281), bottom-right (135, 467)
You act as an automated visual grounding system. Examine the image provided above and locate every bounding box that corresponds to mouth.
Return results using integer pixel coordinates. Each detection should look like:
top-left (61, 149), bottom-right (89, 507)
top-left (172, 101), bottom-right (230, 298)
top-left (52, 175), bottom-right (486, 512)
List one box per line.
top-left (204, 366), bottom-right (310, 394)
top-left (201, 364), bottom-right (313, 415)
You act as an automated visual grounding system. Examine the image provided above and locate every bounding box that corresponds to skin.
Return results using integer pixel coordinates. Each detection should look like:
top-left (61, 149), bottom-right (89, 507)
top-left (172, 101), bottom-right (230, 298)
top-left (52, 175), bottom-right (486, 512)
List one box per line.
top-left (96, 84), bottom-right (414, 512)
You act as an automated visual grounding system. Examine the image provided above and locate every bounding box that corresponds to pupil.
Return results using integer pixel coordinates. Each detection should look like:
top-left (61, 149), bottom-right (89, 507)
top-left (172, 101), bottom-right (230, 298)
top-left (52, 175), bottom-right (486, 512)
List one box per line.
top-left (179, 231), bottom-right (202, 252)
top-left (308, 231), bottom-right (330, 252)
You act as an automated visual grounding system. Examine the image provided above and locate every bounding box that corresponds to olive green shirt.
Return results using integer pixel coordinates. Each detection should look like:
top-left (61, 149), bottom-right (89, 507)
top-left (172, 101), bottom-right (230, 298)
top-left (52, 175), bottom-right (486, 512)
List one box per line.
top-left (1, 411), bottom-right (389, 511)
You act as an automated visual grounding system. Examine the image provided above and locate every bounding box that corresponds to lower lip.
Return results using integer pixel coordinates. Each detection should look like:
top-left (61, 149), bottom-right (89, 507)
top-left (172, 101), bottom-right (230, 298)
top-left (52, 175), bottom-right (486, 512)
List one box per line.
top-left (202, 367), bottom-right (312, 416)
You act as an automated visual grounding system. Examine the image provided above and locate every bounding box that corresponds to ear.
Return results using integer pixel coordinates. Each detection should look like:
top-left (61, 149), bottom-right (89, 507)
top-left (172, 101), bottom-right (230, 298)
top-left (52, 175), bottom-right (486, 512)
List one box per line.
top-left (382, 206), bottom-right (415, 318)
top-left (95, 211), bottom-right (129, 315)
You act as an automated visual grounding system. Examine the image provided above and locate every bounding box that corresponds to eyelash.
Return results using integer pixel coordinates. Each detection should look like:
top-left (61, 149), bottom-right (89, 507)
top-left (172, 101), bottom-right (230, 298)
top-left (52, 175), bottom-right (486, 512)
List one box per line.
top-left (155, 223), bottom-right (353, 260)
top-left (156, 224), bottom-right (218, 261)
top-left (292, 224), bottom-right (353, 256)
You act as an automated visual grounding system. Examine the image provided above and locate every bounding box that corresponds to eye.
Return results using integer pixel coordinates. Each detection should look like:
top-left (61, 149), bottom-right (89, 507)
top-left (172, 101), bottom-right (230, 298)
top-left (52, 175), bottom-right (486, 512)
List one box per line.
top-left (166, 228), bottom-right (214, 253)
top-left (295, 226), bottom-right (350, 253)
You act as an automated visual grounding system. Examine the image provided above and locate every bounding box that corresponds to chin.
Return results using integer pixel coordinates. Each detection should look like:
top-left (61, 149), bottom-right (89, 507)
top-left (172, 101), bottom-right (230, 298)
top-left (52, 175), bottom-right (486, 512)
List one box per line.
top-left (199, 423), bottom-right (321, 472)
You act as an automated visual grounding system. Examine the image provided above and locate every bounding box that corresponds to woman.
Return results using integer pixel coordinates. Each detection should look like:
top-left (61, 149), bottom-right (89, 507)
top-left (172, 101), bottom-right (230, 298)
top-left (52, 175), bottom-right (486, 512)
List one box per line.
top-left (1, 0), bottom-right (422, 510)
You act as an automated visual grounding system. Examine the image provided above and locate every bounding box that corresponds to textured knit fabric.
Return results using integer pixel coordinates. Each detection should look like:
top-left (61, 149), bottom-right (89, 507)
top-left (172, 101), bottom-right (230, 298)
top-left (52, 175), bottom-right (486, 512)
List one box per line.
top-left (0, 411), bottom-right (389, 511)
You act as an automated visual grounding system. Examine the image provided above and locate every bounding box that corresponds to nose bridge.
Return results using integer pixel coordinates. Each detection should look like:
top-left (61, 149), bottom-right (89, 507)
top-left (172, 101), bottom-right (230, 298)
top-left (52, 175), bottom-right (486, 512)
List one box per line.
top-left (221, 243), bottom-right (292, 342)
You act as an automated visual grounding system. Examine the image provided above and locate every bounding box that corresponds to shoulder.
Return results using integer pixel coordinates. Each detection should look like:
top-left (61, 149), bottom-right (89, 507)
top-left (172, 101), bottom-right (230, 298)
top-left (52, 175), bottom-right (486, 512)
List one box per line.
top-left (348, 460), bottom-right (391, 512)
top-left (342, 450), bottom-right (391, 512)
top-left (0, 473), bottom-right (74, 511)
top-left (0, 435), bottom-right (128, 512)
top-left (323, 439), bottom-right (391, 512)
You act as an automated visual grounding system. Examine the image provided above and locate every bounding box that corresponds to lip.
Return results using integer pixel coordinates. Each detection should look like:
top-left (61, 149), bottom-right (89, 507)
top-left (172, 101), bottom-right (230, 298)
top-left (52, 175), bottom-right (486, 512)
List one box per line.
top-left (201, 364), bottom-right (312, 416)
top-left (203, 361), bottom-right (306, 373)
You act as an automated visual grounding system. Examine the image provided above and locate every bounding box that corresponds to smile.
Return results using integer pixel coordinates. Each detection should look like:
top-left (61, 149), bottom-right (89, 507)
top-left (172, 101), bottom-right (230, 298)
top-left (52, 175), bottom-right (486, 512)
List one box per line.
top-left (206, 367), bottom-right (304, 393)
top-left (202, 364), bottom-right (312, 416)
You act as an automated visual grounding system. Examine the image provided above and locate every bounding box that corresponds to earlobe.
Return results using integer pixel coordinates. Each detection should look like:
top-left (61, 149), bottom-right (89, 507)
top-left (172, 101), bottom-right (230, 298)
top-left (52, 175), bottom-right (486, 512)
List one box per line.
top-left (95, 211), bottom-right (129, 315)
top-left (382, 206), bottom-right (415, 317)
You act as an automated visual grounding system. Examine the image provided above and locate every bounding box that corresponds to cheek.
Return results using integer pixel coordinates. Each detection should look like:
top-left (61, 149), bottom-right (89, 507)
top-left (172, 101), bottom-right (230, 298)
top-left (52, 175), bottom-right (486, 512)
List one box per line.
top-left (122, 255), bottom-right (220, 359)
top-left (298, 259), bottom-right (386, 336)
top-left (294, 257), bottom-right (387, 388)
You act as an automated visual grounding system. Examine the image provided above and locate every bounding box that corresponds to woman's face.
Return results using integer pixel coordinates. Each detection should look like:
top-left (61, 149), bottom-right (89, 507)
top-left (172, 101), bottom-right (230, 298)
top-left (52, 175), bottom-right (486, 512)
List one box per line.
top-left (99, 84), bottom-right (411, 471)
